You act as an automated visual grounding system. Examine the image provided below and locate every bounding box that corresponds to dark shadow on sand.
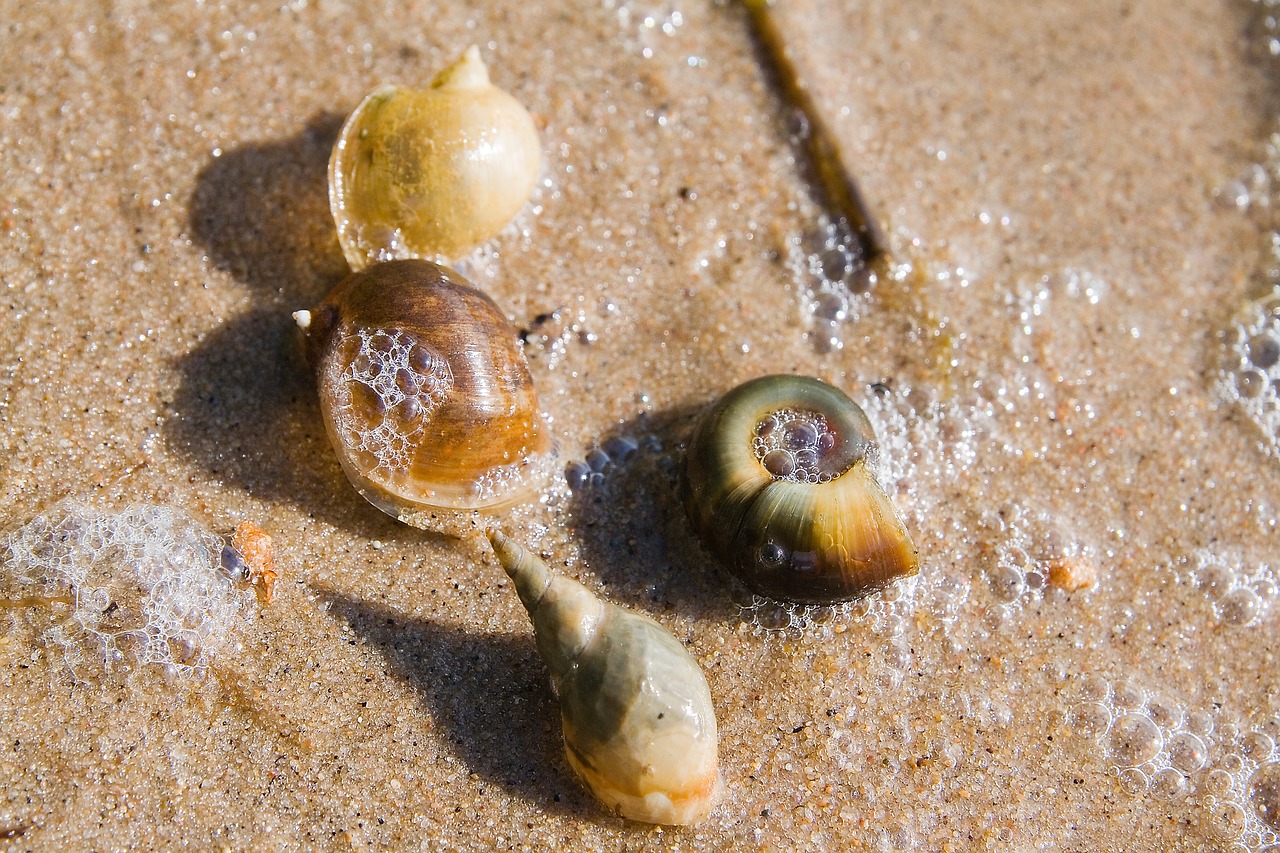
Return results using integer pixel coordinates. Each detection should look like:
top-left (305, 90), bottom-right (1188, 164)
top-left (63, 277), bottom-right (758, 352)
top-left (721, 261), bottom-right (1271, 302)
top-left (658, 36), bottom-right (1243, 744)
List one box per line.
top-left (169, 113), bottom-right (414, 535)
top-left (315, 587), bottom-right (598, 819)
top-left (560, 403), bottom-right (745, 623)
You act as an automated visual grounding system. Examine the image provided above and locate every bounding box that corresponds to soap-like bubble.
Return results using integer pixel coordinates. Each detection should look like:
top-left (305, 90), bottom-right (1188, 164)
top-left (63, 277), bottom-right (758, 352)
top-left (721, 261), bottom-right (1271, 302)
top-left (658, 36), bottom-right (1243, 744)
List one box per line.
top-left (1111, 679), bottom-right (1147, 712)
top-left (1213, 802), bottom-right (1249, 837)
top-left (1204, 768), bottom-right (1236, 798)
top-left (1146, 693), bottom-right (1183, 729)
top-left (1244, 731), bottom-right (1277, 762)
top-left (1168, 731), bottom-right (1209, 774)
top-left (1118, 768), bottom-right (1149, 795)
top-left (1151, 767), bottom-right (1188, 801)
top-left (1219, 587), bottom-right (1263, 627)
top-left (1072, 702), bottom-right (1112, 739)
top-left (1109, 714), bottom-right (1162, 767)
top-left (1198, 561), bottom-right (1236, 598)
top-left (988, 563), bottom-right (1025, 604)
top-left (1187, 710), bottom-right (1216, 737)
top-left (1251, 762), bottom-right (1280, 831)
top-left (1076, 673), bottom-right (1111, 703)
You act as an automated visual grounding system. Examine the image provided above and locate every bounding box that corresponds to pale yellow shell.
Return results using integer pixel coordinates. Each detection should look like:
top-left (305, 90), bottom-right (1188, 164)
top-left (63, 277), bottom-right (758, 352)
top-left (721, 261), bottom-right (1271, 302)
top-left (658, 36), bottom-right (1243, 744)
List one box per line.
top-left (488, 531), bottom-right (721, 825)
top-left (329, 46), bottom-right (542, 269)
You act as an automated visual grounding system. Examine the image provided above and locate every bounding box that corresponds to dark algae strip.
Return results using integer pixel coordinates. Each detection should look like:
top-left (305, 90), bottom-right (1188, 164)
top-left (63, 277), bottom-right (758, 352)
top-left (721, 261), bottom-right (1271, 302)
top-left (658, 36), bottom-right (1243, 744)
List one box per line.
top-left (740, 0), bottom-right (889, 266)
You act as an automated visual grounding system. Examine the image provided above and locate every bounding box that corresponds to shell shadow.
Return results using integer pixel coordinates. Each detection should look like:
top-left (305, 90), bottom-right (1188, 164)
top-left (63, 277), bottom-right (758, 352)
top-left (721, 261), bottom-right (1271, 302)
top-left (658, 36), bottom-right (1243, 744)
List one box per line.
top-left (170, 113), bottom-right (411, 535)
top-left (314, 586), bottom-right (597, 819)
top-left (562, 403), bottom-right (744, 622)
top-left (163, 306), bottom-right (410, 535)
top-left (187, 111), bottom-right (349, 305)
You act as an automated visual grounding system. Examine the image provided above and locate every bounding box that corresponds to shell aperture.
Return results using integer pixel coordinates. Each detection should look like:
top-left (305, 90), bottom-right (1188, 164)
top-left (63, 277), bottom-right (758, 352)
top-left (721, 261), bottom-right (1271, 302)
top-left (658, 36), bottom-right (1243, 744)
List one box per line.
top-left (488, 531), bottom-right (721, 825)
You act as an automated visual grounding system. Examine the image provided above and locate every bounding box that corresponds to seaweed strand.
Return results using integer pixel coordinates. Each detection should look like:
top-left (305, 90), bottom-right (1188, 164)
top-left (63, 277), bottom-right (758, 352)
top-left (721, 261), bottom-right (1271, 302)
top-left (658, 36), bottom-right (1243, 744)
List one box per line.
top-left (740, 0), bottom-right (888, 264)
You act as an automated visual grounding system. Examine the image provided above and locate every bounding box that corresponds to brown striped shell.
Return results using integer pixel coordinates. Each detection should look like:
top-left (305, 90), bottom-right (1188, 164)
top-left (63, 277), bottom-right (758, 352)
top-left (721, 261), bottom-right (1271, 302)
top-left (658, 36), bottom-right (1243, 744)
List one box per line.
top-left (297, 259), bottom-right (548, 522)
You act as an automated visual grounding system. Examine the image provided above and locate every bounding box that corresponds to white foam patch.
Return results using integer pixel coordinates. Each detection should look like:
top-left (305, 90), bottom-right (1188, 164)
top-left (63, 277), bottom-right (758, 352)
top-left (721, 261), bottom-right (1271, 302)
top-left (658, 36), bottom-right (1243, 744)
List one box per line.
top-left (330, 326), bottom-right (453, 477)
top-left (861, 386), bottom-right (987, 524)
top-left (2, 500), bottom-right (251, 682)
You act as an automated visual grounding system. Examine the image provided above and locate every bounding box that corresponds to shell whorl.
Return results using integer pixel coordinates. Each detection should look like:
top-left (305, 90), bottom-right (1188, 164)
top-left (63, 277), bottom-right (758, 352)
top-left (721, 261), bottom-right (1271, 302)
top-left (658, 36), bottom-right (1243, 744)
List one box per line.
top-left (489, 530), bottom-right (603, 680)
top-left (682, 374), bottom-right (919, 604)
top-left (301, 259), bottom-right (549, 523)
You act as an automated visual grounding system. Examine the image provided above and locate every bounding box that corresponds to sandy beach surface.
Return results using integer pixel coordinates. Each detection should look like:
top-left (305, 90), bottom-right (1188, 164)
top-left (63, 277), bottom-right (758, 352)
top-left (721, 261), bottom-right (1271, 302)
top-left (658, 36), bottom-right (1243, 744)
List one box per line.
top-left (2, 0), bottom-right (1279, 849)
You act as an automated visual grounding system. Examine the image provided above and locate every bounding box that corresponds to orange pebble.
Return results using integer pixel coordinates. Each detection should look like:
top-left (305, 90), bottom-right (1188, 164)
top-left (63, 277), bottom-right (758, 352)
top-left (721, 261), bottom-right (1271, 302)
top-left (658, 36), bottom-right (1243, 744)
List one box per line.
top-left (1046, 555), bottom-right (1097, 592)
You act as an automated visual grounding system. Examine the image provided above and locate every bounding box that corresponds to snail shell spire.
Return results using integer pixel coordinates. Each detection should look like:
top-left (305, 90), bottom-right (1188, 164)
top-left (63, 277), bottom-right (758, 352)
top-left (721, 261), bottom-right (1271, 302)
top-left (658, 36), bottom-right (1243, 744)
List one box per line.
top-left (488, 531), bottom-right (720, 825)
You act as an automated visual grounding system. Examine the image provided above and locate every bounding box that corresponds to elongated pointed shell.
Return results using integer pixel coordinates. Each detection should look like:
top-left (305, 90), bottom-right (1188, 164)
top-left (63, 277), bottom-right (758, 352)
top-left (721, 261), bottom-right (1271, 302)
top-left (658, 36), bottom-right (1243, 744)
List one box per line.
top-left (488, 531), bottom-right (720, 825)
top-left (329, 46), bottom-right (542, 268)
top-left (299, 259), bottom-right (549, 519)
top-left (682, 374), bottom-right (919, 604)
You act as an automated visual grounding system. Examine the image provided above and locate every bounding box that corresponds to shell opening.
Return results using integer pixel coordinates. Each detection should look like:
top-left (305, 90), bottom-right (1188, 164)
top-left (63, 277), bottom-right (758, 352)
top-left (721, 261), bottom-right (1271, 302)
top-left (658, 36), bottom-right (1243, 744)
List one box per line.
top-left (751, 407), bottom-right (866, 484)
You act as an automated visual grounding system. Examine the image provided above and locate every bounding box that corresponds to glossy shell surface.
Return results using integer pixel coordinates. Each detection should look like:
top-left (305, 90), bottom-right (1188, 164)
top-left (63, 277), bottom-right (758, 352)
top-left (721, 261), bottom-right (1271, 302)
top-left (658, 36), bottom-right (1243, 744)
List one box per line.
top-left (682, 374), bottom-right (919, 604)
top-left (329, 46), bottom-right (541, 268)
top-left (301, 259), bottom-right (548, 519)
top-left (488, 531), bottom-right (720, 826)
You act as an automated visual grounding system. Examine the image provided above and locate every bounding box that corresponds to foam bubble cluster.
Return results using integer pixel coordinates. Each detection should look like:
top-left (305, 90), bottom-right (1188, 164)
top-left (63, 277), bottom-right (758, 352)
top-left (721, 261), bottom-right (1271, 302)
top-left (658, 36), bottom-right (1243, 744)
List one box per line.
top-left (751, 408), bottom-right (852, 484)
top-left (2, 500), bottom-right (251, 682)
top-left (1221, 289), bottom-right (1280, 457)
top-left (1178, 549), bottom-right (1277, 629)
top-left (789, 219), bottom-right (877, 352)
top-left (1066, 670), bottom-right (1280, 849)
top-left (331, 327), bottom-right (454, 477)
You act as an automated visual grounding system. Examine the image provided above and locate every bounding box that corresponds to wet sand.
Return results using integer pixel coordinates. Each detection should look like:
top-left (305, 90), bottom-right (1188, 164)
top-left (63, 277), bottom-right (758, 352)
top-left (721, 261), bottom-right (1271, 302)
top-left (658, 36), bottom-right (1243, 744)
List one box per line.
top-left (1, 0), bottom-right (1279, 849)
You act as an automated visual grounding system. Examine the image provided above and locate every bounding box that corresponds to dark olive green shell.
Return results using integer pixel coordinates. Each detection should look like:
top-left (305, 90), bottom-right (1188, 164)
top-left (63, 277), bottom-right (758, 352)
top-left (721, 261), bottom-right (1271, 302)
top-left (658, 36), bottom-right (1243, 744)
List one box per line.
top-left (681, 374), bottom-right (919, 605)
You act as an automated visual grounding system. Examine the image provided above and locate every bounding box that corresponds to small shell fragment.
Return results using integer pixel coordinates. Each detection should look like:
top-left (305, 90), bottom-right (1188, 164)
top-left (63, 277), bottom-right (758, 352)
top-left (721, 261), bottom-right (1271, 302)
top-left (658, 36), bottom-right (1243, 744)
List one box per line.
top-left (1046, 555), bottom-right (1098, 592)
top-left (224, 521), bottom-right (277, 605)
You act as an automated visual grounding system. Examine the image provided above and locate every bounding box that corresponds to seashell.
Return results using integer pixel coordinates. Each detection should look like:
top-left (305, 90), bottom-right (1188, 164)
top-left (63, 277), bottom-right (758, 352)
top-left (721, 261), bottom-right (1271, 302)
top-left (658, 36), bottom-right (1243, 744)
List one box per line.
top-left (295, 258), bottom-right (549, 522)
top-left (681, 374), bottom-right (918, 605)
top-left (329, 45), bottom-right (542, 269)
top-left (221, 521), bottom-right (277, 605)
top-left (487, 531), bottom-right (720, 825)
